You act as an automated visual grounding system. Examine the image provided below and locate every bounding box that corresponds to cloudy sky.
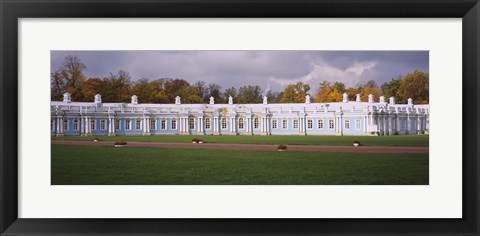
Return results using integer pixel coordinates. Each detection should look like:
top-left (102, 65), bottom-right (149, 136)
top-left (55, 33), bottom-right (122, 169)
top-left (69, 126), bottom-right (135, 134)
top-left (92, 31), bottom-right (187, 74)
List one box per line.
top-left (51, 51), bottom-right (428, 92)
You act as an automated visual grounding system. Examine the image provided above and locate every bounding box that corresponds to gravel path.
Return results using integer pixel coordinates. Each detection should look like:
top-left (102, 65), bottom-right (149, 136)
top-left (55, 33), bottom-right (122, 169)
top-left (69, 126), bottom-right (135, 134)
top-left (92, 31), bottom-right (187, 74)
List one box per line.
top-left (51, 140), bottom-right (429, 154)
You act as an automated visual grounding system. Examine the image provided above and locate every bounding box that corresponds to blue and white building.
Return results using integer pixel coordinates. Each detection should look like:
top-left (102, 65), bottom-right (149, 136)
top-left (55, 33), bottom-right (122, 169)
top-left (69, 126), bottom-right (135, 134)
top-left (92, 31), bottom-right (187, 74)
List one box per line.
top-left (51, 92), bottom-right (429, 136)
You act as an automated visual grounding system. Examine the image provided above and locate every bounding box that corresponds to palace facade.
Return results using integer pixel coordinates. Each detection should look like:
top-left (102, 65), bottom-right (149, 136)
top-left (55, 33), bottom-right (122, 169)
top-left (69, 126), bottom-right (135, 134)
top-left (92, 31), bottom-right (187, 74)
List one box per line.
top-left (51, 93), bottom-right (429, 136)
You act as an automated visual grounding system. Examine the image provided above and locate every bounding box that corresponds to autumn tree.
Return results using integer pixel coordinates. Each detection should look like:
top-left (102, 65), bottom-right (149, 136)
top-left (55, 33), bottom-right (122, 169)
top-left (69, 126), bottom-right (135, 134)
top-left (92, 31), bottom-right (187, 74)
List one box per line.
top-left (52, 55), bottom-right (87, 101)
top-left (359, 80), bottom-right (380, 102)
top-left (102, 71), bottom-right (132, 103)
top-left (81, 78), bottom-right (104, 102)
top-left (398, 70), bottom-right (429, 104)
top-left (278, 82), bottom-right (311, 103)
top-left (223, 87), bottom-right (237, 103)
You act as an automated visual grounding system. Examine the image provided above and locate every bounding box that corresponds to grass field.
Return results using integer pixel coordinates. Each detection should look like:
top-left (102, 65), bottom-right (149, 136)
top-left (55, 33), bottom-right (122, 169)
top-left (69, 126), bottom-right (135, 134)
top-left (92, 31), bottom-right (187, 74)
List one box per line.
top-left (52, 134), bottom-right (429, 147)
top-left (52, 145), bottom-right (429, 185)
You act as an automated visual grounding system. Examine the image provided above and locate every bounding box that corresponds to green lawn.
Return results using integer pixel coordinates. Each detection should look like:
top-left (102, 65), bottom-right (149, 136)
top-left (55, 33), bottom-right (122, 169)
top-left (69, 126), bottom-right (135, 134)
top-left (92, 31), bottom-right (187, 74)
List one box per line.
top-left (52, 134), bottom-right (429, 147)
top-left (52, 145), bottom-right (429, 185)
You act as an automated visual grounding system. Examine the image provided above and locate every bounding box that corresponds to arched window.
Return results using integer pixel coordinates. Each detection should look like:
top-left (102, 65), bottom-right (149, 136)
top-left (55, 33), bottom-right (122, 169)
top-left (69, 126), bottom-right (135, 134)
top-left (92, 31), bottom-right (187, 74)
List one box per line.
top-left (115, 119), bottom-right (120, 130)
top-left (293, 119), bottom-right (299, 129)
top-left (125, 119), bottom-right (131, 130)
top-left (150, 119), bottom-right (157, 130)
top-left (135, 119), bottom-right (142, 130)
top-left (189, 118), bottom-right (195, 130)
top-left (282, 119), bottom-right (288, 129)
top-left (329, 119), bottom-right (334, 129)
top-left (73, 119), bottom-right (79, 131)
top-left (100, 119), bottom-right (106, 130)
top-left (171, 118), bottom-right (177, 130)
top-left (221, 118), bottom-right (227, 129)
top-left (253, 117), bottom-right (259, 129)
top-left (238, 118), bottom-right (244, 129)
top-left (63, 119), bottom-right (69, 131)
top-left (90, 119), bottom-right (96, 130)
top-left (205, 118), bottom-right (211, 130)
top-left (355, 119), bottom-right (361, 130)
top-left (344, 119), bottom-right (350, 130)
top-left (161, 119), bottom-right (166, 130)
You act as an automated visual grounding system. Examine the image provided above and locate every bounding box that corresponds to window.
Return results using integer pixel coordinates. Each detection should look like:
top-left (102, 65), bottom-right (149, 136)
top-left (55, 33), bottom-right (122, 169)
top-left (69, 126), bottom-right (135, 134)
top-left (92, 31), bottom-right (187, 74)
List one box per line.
top-left (115, 119), bottom-right (120, 130)
top-left (125, 119), bottom-right (132, 130)
top-left (171, 118), bottom-right (177, 130)
top-left (51, 120), bottom-right (54, 131)
top-left (221, 118), bottom-right (227, 129)
top-left (282, 119), bottom-right (288, 129)
top-left (344, 119), bottom-right (350, 130)
top-left (125, 119), bottom-right (131, 130)
top-left (161, 120), bottom-right (166, 130)
top-left (136, 119), bottom-right (142, 130)
top-left (253, 117), bottom-right (259, 129)
top-left (100, 119), bottom-right (106, 130)
top-left (90, 119), bottom-right (96, 130)
top-left (73, 119), bottom-right (79, 131)
top-left (189, 118), bottom-right (195, 130)
top-left (150, 119), bottom-right (157, 130)
top-left (205, 118), bottom-right (211, 130)
top-left (329, 119), bottom-right (334, 129)
top-left (63, 119), bottom-right (69, 131)
top-left (238, 118), bottom-right (244, 129)
top-left (355, 119), bottom-right (361, 130)
top-left (272, 119), bottom-right (278, 129)
top-left (293, 119), bottom-right (299, 129)
top-left (318, 119), bottom-right (324, 129)
top-left (307, 119), bottom-right (313, 129)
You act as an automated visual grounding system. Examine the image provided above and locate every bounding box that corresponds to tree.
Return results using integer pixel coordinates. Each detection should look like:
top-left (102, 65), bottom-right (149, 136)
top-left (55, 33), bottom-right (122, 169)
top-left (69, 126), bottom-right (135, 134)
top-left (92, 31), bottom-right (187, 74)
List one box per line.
top-left (278, 82), bottom-right (311, 103)
top-left (81, 78), bottom-right (104, 102)
top-left (52, 55), bottom-right (87, 101)
top-left (381, 76), bottom-right (403, 103)
top-left (333, 82), bottom-right (346, 93)
top-left (102, 71), bottom-right (132, 103)
top-left (205, 83), bottom-right (223, 102)
top-left (51, 70), bottom-right (66, 101)
top-left (398, 70), bottom-right (429, 104)
top-left (223, 87), bottom-right (237, 103)
top-left (237, 85), bottom-right (263, 104)
top-left (266, 90), bottom-right (280, 103)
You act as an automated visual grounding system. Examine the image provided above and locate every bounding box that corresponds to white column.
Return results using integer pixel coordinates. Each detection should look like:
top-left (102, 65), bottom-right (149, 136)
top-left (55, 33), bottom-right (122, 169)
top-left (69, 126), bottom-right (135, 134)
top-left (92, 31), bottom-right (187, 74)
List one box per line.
top-left (364, 116), bottom-right (367, 133)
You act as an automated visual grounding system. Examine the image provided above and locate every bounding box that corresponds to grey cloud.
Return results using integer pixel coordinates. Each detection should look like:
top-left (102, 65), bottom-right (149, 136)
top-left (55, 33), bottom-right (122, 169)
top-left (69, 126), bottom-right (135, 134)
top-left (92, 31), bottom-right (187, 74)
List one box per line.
top-left (51, 50), bottom-right (428, 93)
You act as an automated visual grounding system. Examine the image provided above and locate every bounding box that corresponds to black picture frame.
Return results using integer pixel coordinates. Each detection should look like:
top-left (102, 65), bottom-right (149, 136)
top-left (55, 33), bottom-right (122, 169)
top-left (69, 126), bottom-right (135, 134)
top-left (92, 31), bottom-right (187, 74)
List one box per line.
top-left (1, 0), bottom-right (479, 235)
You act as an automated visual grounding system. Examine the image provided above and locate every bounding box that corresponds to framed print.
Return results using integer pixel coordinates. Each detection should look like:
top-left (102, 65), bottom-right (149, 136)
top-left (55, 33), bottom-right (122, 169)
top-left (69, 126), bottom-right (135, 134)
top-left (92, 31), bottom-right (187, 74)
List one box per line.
top-left (1, 0), bottom-right (479, 235)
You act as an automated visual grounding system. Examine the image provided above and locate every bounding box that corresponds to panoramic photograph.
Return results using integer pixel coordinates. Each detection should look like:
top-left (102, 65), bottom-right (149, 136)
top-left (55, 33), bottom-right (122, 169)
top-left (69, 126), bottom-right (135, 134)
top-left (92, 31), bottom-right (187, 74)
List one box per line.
top-left (50, 50), bottom-right (429, 185)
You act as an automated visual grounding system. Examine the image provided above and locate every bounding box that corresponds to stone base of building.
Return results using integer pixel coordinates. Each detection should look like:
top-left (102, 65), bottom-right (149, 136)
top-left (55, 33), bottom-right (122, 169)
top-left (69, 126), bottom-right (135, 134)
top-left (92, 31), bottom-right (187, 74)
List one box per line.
top-left (56, 134), bottom-right (64, 137)
top-left (108, 133), bottom-right (116, 136)
top-left (197, 132), bottom-right (204, 135)
top-left (243, 132), bottom-right (253, 135)
top-left (143, 132), bottom-right (151, 136)
top-left (82, 133), bottom-right (92, 136)
top-left (213, 132), bottom-right (220, 135)
top-left (180, 132), bottom-right (189, 135)
top-left (298, 132), bottom-right (306, 136)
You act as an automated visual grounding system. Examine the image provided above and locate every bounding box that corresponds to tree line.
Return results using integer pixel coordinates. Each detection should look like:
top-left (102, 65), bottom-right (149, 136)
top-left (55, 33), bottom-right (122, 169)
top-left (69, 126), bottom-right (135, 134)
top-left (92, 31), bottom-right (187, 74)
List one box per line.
top-left (51, 55), bottom-right (429, 104)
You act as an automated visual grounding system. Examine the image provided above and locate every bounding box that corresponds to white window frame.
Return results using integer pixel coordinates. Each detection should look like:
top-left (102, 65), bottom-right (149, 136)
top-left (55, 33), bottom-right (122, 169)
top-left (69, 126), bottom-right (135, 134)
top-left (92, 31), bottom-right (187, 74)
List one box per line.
top-left (135, 119), bottom-right (142, 130)
top-left (282, 119), bottom-right (288, 129)
top-left (253, 117), bottom-right (259, 129)
top-left (221, 118), bottom-right (227, 130)
top-left (344, 119), bottom-right (350, 130)
top-left (171, 119), bottom-right (177, 130)
top-left (328, 119), bottom-right (334, 130)
top-left (161, 120), bottom-right (166, 130)
top-left (51, 120), bottom-right (54, 131)
top-left (205, 118), bottom-right (211, 130)
top-left (100, 119), bottom-right (107, 130)
top-left (72, 119), bottom-right (79, 131)
top-left (355, 119), bottom-right (361, 130)
top-left (293, 119), bottom-right (299, 129)
top-left (307, 119), bottom-right (313, 130)
top-left (115, 119), bottom-right (120, 130)
top-left (318, 119), bottom-right (324, 129)
top-left (272, 119), bottom-right (278, 129)
top-left (125, 119), bottom-right (131, 130)
top-left (63, 119), bottom-right (69, 131)
top-left (150, 119), bottom-right (157, 130)
top-left (90, 119), bottom-right (96, 131)
top-left (189, 118), bottom-right (195, 130)
top-left (238, 118), bottom-right (244, 129)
